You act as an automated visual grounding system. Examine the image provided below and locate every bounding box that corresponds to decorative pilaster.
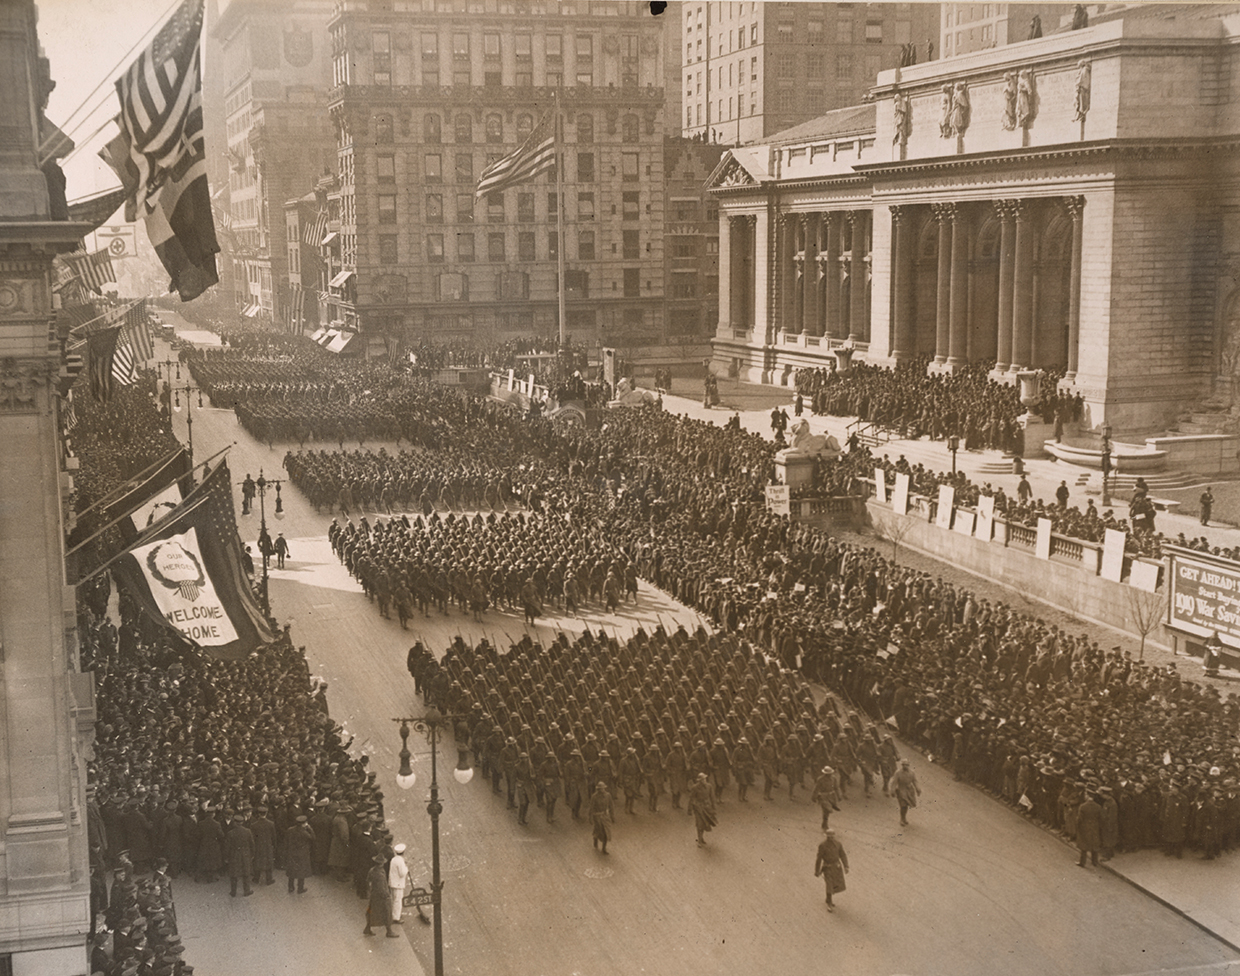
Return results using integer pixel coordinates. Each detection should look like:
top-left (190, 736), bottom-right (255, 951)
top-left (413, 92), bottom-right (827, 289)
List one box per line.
top-left (947, 204), bottom-right (969, 367)
top-left (1064, 195), bottom-right (1084, 381)
top-left (1011, 200), bottom-right (1034, 370)
top-left (847, 211), bottom-right (868, 343)
top-left (932, 203), bottom-right (954, 363)
top-left (994, 201), bottom-right (1016, 373)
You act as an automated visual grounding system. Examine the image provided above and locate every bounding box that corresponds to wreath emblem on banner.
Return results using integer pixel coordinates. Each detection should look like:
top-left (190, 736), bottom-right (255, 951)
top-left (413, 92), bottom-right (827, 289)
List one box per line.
top-left (146, 540), bottom-right (207, 602)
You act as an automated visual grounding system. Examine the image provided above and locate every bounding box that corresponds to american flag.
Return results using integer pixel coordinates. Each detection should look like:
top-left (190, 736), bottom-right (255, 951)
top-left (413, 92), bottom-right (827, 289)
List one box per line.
top-left (105, 0), bottom-right (219, 301)
top-left (475, 111), bottom-right (556, 199)
top-left (112, 332), bottom-right (139, 387)
top-left (61, 249), bottom-right (117, 295)
top-left (303, 210), bottom-right (328, 247)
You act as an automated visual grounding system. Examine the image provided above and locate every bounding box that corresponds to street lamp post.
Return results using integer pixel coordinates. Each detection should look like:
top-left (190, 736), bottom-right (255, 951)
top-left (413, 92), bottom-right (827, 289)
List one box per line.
top-left (170, 383), bottom-right (203, 482)
top-left (1100, 422), bottom-right (1113, 507)
top-left (947, 433), bottom-right (960, 476)
top-left (1204, 631), bottom-right (1222, 678)
top-left (393, 710), bottom-right (473, 976)
top-left (253, 469), bottom-right (283, 615)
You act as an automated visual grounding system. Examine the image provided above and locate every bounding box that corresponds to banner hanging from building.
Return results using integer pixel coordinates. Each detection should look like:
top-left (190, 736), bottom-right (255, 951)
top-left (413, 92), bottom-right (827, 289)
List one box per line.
top-left (127, 526), bottom-right (238, 645)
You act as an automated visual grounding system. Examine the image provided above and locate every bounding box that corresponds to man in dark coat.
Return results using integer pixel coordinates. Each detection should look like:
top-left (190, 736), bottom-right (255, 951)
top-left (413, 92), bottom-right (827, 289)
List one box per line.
top-left (250, 806), bottom-right (277, 886)
top-left (1076, 792), bottom-right (1103, 867)
top-left (308, 800), bottom-right (332, 875)
top-left (156, 800), bottom-right (184, 878)
top-left (285, 815), bottom-right (314, 894)
top-left (814, 829), bottom-right (849, 912)
top-left (590, 782), bottom-right (612, 854)
top-left (363, 853), bottom-right (398, 937)
top-left (196, 807), bottom-right (224, 883)
top-left (688, 772), bottom-right (718, 847)
top-left (225, 814), bottom-right (255, 897)
top-left (893, 759), bottom-right (921, 826)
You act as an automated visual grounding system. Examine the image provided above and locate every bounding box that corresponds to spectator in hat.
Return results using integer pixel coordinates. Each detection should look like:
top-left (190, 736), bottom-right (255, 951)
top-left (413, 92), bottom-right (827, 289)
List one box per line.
top-left (364, 853), bottom-right (397, 937)
top-left (250, 806), bottom-right (276, 887)
top-left (1076, 791), bottom-right (1103, 868)
top-left (285, 815), bottom-right (313, 894)
top-left (225, 813), bottom-right (254, 897)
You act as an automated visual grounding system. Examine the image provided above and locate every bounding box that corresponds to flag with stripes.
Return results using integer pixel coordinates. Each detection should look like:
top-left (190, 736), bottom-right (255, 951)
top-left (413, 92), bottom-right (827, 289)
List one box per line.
top-left (63, 393), bottom-right (78, 432)
top-left (61, 249), bottom-right (118, 294)
top-left (105, 0), bottom-right (219, 301)
top-left (112, 332), bottom-right (139, 386)
top-left (125, 299), bottom-right (154, 360)
top-left (475, 111), bottom-right (555, 199)
top-left (303, 210), bottom-right (328, 247)
top-left (87, 326), bottom-right (121, 403)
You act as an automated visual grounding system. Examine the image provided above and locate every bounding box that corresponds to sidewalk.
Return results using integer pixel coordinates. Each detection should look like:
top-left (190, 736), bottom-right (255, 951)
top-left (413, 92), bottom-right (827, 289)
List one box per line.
top-left (171, 873), bottom-right (428, 976)
top-left (1104, 850), bottom-right (1240, 952)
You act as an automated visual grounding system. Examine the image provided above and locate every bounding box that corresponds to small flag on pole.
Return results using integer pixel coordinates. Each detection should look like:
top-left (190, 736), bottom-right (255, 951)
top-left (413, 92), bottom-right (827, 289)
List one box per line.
top-left (475, 111), bottom-right (555, 199)
top-left (62, 249), bottom-right (117, 294)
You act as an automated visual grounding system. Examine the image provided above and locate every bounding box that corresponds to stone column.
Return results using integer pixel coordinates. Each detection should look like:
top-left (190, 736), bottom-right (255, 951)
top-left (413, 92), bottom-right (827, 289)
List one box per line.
top-left (717, 213), bottom-right (732, 335)
top-left (791, 217), bottom-right (805, 335)
top-left (1011, 200), bottom-right (1034, 370)
top-left (848, 211), bottom-right (867, 343)
top-left (932, 203), bottom-right (953, 364)
top-left (777, 214), bottom-right (797, 335)
top-left (994, 201), bottom-right (1016, 372)
top-left (728, 216), bottom-right (745, 328)
top-left (802, 213), bottom-right (820, 336)
top-left (1064, 195), bottom-right (1084, 381)
top-left (947, 205), bottom-right (969, 367)
top-left (824, 213), bottom-right (843, 339)
top-left (890, 205), bottom-right (911, 360)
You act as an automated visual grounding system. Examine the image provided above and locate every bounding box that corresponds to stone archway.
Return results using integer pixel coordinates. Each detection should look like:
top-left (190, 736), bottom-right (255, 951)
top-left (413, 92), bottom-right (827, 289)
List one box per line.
top-left (1032, 206), bottom-right (1073, 369)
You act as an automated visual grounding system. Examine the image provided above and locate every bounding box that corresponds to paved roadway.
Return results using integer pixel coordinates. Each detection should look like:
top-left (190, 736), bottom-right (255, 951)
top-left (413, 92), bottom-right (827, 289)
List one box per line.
top-left (159, 323), bottom-right (1239, 976)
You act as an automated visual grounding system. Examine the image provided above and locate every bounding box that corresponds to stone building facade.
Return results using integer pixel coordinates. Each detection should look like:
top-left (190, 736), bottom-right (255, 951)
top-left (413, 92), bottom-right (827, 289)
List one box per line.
top-left (710, 6), bottom-right (1240, 432)
top-left (680, 1), bottom-right (941, 145)
top-left (0, 2), bottom-right (94, 971)
top-left (324, 0), bottom-right (667, 348)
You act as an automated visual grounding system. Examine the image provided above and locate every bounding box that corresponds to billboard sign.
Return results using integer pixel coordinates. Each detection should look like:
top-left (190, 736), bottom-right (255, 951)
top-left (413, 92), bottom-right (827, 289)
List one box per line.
top-left (1166, 545), bottom-right (1240, 646)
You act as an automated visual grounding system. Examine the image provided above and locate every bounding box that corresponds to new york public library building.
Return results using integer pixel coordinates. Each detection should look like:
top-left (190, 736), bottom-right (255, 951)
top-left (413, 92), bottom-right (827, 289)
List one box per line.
top-left (708, 3), bottom-right (1240, 442)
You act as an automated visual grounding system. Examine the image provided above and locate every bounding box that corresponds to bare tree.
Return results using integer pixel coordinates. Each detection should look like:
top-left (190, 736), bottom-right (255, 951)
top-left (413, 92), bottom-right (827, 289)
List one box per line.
top-left (875, 509), bottom-right (916, 565)
top-left (1127, 581), bottom-right (1167, 662)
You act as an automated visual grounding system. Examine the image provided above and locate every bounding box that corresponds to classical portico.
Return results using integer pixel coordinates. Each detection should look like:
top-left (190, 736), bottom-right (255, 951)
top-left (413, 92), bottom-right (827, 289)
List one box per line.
top-left (710, 10), bottom-right (1240, 433)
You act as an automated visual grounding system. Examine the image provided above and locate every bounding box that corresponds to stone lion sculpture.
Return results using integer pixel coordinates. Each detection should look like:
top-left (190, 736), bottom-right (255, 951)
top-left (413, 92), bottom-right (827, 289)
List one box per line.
top-left (788, 418), bottom-right (842, 457)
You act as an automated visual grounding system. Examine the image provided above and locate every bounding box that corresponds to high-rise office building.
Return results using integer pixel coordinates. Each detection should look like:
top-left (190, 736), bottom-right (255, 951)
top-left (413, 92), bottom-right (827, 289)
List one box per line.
top-left (941, 3), bottom-right (1075, 57)
top-left (680, 1), bottom-right (941, 145)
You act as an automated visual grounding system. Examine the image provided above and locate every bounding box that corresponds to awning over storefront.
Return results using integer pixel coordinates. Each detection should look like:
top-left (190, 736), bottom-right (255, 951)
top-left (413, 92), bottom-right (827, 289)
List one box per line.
top-left (324, 331), bottom-right (361, 355)
top-left (328, 270), bottom-right (354, 288)
top-left (321, 232), bottom-right (339, 247)
top-left (308, 327), bottom-right (328, 343)
top-left (242, 304), bottom-right (260, 317)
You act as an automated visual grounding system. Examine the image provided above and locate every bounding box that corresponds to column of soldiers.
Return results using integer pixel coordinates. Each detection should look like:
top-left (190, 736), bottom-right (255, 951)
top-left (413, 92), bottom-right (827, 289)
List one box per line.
top-left (403, 626), bottom-right (899, 843)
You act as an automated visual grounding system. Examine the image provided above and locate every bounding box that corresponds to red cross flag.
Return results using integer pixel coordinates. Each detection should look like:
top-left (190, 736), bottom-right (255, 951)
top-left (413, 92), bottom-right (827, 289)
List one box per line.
top-left (95, 224), bottom-right (138, 258)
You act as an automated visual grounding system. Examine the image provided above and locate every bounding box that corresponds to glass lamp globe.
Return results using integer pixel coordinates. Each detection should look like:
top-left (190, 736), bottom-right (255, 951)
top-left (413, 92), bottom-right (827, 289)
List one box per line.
top-left (396, 769), bottom-right (417, 791)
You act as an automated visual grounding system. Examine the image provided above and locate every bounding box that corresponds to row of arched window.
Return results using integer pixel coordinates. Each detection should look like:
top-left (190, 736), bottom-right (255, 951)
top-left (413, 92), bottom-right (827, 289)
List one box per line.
top-left (413, 111), bottom-right (641, 144)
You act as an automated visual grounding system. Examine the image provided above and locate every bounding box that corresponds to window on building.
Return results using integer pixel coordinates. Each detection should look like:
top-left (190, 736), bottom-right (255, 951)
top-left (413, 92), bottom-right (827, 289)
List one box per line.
top-left (486, 114), bottom-right (503, 143)
top-left (686, 106), bottom-right (693, 128)
top-left (379, 233), bottom-right (398, 264)
top-left (518, 231), bottom-right (535, 261)
top-left (422, 32), bottom-right (439, 57)
top-left (373, 31), bottom-right (392, 85)
top-left (547, 34), bottom-right (562, 62)
top-left (488, 232), bottom-right (506, 261)
top-left (577, 152), bottom-right (595, 182)
top-left (455, 153), bottom-right (473, 183)
top-left (484, 32), bottom-right (500, 58)
top-left (751, 56), bottom-right (758, 82)
top-left (577, 230), bottom-right (595, 260)
top-left (621, 152), bottom-right (638, 182)
top-left (577, 192), bottom-right (595, 221)
top-left (437, 271), bottom-right (468, 300)
top-left (421, 33), bottom-right (439, 85)
top-left (375, 115), bottom-right (393, 143)
top-left (806, 53), bottom-right (824, 78)
top-left (546, 70), bottom-right (562, 87)
top-left (777, 23), bottom-right (793, 42)
top-left (456, 194), bottom-right (474, 223)
top-left (808, 17), bottom-right (823, 40)
top-left (425, 153), bottom-right (442, 183)
top-left (486, 193), bottom-right (504, 222)
top-left (517, 192), bottom-right (535, 222)
top-left (427, 233), bottom-right (445, 262)
top-left (837, 19), bottom-right (854, 44)
top-left (865, 19), bottom-right (883, 43)
top-left (777, 88), bottom-right (795, 112)
top-left (516, 33), bottom-right (531, 60)
top-left (776, 52), bottom-right (794, 79)
top-left (457, 232), bottom-right (475, 261)
top-left (453, 32), bottom-right (469, 59)
top-left (576, 68), bottom-right (593, 86)
top-left (377, 154), bottom-right (395, 183)
top-left (623, 267), bottom-right (640, 297)
top-left (425, 192), bottom-right (443, 223)
top-left (453, 66), bottom-right (471, 86)
top-left (455, 115), bottom-right (472, 143)
top-left (836, 55), bottom-right (853, 81)
top-left (622, 190), bottom-right (639, 221)
top-left (577, 113), bottom-right (594, 143)
top-left (622, 229), bottom-right (639, 259)
top-left (548, 230), bottom-right (558, 259)
top-left (378, 193), bottom-right (397, 223)
top-left (576, 33), bottom-right (593, 61)
top-left (516, 67), bottom-right (532, 87)
top-left (622, 114), bottom-right (638, 142)
top-left (672, 278), bottom-right (698, 299)
top-left (673, 237), bottom-right (695, 257)
top-left (750, 24), bottom-right (758, 43)
top-left (499, 270), bottom-right (529, 299)
top-left (424, 113), bottom-right (441, 142)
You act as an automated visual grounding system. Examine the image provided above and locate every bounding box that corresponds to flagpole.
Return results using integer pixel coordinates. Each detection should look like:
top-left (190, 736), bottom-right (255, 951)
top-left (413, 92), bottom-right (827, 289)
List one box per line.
top-left (555, 92), bottom-right (566, 352)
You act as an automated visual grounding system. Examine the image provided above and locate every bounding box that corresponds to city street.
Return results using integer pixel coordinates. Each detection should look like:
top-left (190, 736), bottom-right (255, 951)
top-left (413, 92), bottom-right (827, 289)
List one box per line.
top-left (161, 323), bottom-right (1239, 976)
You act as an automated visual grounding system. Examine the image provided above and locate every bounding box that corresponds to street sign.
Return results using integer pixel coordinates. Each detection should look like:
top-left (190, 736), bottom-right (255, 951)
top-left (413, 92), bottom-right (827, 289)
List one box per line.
top-left (405, 886), bottom-right (437, 907)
